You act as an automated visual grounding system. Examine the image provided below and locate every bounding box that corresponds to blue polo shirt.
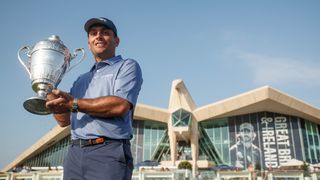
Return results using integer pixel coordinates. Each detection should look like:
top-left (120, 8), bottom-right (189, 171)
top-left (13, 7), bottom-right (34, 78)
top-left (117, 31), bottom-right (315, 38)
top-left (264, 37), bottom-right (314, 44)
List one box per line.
top-left (70, 55), bottom-right (143, 140)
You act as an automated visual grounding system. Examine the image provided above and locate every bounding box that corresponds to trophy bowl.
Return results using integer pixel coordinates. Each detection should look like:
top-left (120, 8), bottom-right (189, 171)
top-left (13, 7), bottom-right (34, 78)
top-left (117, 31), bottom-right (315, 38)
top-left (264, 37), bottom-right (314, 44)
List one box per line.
top-left (18, 35), bottom-right (85, 115)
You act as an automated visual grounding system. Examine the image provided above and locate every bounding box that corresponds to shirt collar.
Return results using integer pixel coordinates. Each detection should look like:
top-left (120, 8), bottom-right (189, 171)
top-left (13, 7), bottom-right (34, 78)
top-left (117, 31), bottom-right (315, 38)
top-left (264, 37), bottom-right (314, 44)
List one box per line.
top-left (90, 55), bottom-right (122, 72)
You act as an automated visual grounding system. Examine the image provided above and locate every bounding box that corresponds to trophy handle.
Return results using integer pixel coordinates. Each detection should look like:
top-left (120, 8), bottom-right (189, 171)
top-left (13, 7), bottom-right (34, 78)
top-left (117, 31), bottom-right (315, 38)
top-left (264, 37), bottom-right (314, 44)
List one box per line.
top-left (67, 48), bottom-right (85, 73)
top-left (17, 46), bottom-right (32, 78)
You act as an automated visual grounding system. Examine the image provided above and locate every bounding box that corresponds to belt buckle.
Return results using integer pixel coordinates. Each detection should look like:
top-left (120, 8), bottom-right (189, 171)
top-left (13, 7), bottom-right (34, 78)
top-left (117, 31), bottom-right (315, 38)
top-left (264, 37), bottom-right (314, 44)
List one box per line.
top-left (77, 138), bottom-right (106, 147)
top-left (96, 137), bottom-right (105, 144)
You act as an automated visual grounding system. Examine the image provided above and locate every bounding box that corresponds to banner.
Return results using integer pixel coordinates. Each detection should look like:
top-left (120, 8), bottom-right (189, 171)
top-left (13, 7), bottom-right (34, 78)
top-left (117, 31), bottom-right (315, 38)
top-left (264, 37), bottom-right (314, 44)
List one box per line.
top-left (229, 112), bottom-right (302, 169)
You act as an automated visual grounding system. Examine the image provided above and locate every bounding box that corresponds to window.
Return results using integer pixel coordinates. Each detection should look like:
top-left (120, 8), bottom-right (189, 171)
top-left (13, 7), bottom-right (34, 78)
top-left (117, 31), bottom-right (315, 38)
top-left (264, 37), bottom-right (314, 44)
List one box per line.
top-left (172, 109), bottom-right (192, 127)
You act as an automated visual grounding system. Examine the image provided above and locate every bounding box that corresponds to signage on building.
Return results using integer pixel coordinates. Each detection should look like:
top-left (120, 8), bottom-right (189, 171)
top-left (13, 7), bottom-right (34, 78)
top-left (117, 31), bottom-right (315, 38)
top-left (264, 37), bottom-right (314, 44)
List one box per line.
top-left (229, 112), bottom-right (303, 169)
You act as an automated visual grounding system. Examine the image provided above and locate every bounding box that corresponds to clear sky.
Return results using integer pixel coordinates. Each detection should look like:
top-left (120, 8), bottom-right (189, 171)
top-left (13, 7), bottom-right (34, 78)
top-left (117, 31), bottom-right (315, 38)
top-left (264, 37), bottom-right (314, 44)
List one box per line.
top-left (1, 0), bottom-right (320, 170)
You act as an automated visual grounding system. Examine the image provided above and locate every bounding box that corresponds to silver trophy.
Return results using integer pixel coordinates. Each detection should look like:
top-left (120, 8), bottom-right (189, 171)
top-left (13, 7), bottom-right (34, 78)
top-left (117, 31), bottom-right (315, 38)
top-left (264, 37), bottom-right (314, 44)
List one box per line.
top-left (18, 35), bottom-right (85, 115)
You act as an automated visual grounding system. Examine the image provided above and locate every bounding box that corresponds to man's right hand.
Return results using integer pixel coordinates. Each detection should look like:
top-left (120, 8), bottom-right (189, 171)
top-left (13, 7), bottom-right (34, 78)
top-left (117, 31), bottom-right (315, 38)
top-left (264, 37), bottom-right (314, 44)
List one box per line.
top-left (47, 90), bottom-right (60, 101)
top-left (46, 89), bottom-right (74, 114)
top-left (46, 89), bottom-right (71, 127)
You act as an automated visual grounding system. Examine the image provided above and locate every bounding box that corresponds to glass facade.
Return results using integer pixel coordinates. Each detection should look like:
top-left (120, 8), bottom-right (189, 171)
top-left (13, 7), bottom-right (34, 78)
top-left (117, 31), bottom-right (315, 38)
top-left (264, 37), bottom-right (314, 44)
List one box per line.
top-left (24, 135), bottom-right (71, 167)
top-left (131, 119), bottom-right (168, 165)
top-left (143, 121), bottom-right (167, 161)
top-left (300, 119), bottom-right (320, 163)
top-left (200, 118), bottom-right (230, 164)
top-left (198, 124), bottom-right (224, 165)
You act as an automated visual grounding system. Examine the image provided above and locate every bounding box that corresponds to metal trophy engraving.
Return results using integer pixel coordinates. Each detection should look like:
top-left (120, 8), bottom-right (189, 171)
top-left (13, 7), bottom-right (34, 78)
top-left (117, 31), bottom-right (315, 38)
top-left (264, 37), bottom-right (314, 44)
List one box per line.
top-left (18, 35), bottom-right (85, 115)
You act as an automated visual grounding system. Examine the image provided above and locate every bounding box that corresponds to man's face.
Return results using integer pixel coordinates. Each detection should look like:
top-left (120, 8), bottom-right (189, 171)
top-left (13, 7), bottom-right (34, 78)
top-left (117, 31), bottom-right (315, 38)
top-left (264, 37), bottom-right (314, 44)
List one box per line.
top-left (240, 127), bottom-right (253, 142)
top-left (87, 25), bottom-right (119, 61)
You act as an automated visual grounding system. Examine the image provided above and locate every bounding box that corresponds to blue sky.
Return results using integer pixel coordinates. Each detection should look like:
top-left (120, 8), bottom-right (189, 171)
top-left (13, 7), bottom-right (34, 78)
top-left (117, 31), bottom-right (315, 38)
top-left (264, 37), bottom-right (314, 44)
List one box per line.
top-left (1, 0), bottom-right (320, 170)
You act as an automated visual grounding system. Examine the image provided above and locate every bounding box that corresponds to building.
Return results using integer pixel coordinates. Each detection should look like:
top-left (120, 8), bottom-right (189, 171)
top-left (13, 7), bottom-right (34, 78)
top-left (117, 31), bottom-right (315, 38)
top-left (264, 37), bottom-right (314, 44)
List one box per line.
top-left (2, 79), bottom-right (320, 179)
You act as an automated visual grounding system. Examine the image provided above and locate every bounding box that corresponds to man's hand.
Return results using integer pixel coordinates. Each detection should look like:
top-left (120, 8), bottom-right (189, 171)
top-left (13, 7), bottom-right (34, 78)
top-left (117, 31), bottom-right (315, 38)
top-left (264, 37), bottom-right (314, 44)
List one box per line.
top-left (46, 89), bottom-right (73, 114)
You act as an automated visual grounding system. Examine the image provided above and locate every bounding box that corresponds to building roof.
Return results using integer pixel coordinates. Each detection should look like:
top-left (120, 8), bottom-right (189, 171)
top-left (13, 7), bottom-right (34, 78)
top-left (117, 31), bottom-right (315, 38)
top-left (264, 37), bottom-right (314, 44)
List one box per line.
top-left (2, 80), bottom-right (320, 172)
top-left (194, 85), bottom-right (320, 124)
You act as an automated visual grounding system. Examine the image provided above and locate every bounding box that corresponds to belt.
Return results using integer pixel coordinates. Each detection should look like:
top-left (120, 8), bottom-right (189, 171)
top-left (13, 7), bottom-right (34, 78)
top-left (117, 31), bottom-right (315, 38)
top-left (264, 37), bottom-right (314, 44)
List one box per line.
top-left (72, 137), bottom-right (130, 147)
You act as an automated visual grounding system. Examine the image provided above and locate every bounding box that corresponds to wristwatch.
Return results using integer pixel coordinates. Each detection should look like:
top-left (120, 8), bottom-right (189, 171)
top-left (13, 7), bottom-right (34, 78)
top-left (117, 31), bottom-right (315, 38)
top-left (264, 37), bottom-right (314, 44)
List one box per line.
top-left (71, 98), bottom-right (79, 113)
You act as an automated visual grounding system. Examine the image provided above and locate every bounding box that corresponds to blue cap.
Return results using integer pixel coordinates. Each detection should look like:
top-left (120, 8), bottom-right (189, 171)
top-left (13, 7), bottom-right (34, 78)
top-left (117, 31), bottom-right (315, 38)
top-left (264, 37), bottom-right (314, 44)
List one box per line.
top-left (84, 17), bottom-right (117, 36)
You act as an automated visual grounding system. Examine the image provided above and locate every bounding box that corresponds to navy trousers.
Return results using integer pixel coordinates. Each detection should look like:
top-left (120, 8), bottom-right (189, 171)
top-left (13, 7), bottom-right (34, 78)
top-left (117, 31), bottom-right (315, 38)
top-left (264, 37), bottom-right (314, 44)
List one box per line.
top-left (63, 140), bottom-right (133, 180)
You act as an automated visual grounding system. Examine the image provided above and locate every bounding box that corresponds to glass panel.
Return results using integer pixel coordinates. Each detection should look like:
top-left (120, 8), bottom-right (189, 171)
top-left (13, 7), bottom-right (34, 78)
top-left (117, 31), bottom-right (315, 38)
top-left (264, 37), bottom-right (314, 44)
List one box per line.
top-left (151, 128), bottom-right (158, 154)
top-left (172, 116), bottom-right (179, 125)
top-left (314, 125), bottom-right (320, 161)
top-left (143, 127), bottom-right (151, 160)
top-left (222, 126), bottom-right (229, 144)
top-left (172, 109), bottom-right (191, 127)
top-left (214, 128), bottom-right (221, 143)
top-left (180, 111), bottom-right (189, 118)
top-left (223, 144), bottom-right (230, 163)
top-left (207, 128), bottom-right (214, 142)
top-left (306, 121), bottom-right (312, 135)
top-left (181, 116), bottom-right (190, 126)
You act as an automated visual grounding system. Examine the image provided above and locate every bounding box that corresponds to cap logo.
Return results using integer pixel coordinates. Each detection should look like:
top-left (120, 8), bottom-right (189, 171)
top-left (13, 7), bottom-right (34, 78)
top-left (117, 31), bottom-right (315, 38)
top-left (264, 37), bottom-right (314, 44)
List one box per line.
top-left (99, 17), bottom-right (107, 22)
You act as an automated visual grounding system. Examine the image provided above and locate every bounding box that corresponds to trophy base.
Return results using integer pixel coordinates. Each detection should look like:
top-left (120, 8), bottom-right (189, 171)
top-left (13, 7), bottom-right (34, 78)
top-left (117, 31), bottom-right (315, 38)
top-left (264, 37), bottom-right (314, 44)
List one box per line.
top-left (23, 97), bottom-right (51, 115)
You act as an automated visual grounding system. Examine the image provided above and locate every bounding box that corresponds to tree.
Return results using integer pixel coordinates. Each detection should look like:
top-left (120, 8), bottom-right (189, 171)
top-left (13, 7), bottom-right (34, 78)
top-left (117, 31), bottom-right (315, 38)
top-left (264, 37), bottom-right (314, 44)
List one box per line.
top-left (303, 161), bottom-right (310, 177)
top-left (255, 162), bottom-right (261, 176)
top-left (178, 161), bottom-right (192, 170)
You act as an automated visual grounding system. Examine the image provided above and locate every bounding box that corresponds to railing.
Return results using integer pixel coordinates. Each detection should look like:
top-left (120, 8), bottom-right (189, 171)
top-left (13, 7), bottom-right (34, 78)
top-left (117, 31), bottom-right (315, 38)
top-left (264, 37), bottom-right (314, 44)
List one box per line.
top-left (2, 169), bottom-right (319, 180)
top-left (0, 169), bottom-right (192, 180)
top-left (0, 171), bottom-right (63, 180)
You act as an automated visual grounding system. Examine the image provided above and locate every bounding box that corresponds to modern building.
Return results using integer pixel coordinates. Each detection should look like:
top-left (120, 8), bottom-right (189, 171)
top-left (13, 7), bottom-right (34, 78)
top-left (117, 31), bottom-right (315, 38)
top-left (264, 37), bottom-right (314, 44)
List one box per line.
top-left (2, 79), bottom-right (320, 178)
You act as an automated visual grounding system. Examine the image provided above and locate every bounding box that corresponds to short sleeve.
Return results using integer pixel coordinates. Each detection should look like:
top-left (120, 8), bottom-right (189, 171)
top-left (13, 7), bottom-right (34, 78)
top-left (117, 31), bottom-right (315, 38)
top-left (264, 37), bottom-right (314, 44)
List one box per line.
top-left (113, 59), bottom-right (143, 106)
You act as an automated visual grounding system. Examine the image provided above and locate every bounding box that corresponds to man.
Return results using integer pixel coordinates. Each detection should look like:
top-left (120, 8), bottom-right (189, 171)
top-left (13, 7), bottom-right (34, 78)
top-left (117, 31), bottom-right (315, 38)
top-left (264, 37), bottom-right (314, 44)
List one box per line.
top-left (229, 122), bottom-right (261, 169)
top-left (46, 17), bottom-right (143, 180)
